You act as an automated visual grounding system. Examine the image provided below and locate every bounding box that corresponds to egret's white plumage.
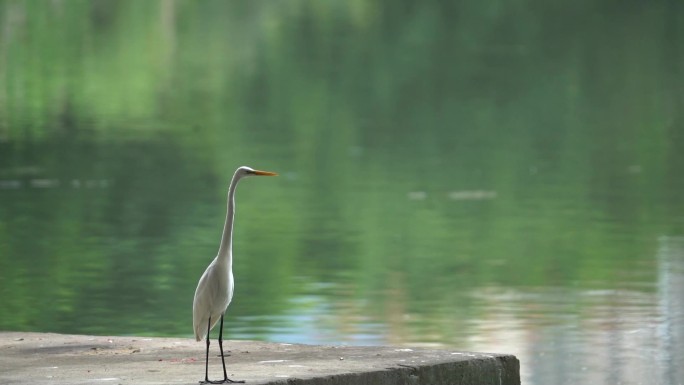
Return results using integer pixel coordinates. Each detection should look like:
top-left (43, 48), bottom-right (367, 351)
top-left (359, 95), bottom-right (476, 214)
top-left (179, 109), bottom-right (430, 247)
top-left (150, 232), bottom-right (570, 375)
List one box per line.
top-left (193, 258), bottom-right (235, 341)
top-left (192, 166), bottom-right (277, 384)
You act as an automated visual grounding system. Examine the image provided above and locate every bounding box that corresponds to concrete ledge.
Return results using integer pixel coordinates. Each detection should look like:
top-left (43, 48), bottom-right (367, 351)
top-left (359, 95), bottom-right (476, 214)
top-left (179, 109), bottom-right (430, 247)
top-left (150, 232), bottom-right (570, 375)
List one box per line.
top-left (0, 332), bottom-right (520, 385)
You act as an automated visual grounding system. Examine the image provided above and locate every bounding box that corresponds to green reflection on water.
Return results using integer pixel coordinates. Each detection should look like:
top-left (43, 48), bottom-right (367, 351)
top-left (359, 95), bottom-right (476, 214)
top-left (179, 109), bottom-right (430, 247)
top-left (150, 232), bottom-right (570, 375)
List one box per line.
top-left (1, 1), bottom-right (683, 384)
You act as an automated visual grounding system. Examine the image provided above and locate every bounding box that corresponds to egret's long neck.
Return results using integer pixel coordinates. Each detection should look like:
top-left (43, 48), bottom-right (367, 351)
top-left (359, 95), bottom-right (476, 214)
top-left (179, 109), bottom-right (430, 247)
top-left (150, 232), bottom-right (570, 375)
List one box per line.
top-left (217, 173), bottom-right (241, 265)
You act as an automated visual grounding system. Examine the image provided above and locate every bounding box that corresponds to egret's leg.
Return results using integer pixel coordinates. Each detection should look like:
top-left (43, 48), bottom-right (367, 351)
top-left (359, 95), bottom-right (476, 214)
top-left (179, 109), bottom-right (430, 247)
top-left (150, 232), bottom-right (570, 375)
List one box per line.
top-left (218, 315), bottom-right (228, 381)
top-left (201, 316), bottom-right (212, 384)
top-left (218, 315), bottom-right (245, 383)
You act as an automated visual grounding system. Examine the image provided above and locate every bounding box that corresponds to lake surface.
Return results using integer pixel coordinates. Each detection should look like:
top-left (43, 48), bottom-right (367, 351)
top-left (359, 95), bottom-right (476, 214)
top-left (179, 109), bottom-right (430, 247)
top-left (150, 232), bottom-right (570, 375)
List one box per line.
top-left (1, 2), bottom-right (683, 384)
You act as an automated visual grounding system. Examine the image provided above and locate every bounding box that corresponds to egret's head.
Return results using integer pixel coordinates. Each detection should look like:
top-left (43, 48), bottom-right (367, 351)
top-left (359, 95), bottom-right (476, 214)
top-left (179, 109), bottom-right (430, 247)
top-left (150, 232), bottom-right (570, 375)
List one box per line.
top-left (237, 166), bottom-right (278, 178)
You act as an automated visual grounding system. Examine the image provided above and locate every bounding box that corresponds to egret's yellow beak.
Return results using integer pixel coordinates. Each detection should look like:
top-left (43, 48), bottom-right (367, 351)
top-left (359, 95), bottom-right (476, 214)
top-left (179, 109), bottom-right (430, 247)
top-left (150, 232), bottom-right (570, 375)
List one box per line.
top-left (252, 170), bottom-right (278, 176)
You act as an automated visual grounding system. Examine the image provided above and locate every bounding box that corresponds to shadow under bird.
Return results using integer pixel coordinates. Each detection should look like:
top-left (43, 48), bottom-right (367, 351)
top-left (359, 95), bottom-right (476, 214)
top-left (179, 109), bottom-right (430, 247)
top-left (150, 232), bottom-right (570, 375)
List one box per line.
top-left (193, 166), bottom-right (278, 384)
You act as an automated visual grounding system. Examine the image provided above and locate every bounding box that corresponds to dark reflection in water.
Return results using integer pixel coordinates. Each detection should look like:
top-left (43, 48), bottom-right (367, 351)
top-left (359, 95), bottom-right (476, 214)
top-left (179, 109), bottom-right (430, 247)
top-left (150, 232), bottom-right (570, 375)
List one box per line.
top-left (1, 1), bottom-right (683, 385)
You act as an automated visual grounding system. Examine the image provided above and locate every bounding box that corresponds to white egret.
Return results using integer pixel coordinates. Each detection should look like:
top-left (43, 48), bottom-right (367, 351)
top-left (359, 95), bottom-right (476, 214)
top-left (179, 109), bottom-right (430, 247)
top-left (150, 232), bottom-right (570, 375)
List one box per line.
top-left (193, 166), bottom-right (278, 384)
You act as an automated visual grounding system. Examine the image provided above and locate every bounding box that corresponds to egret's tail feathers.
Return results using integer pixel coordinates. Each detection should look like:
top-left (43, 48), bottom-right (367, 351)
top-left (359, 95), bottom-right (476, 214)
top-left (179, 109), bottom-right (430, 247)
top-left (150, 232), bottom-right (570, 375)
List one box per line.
top-left (193, 312), bottom-right (222, 342)
top-left (194, 315), bottom-right (208, 342)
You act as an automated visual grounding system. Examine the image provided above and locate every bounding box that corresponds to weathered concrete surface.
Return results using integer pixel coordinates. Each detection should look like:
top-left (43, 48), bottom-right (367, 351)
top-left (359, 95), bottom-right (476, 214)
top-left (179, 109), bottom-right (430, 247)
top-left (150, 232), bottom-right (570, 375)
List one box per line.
top-left (0, 332), bottom-right (519, 385)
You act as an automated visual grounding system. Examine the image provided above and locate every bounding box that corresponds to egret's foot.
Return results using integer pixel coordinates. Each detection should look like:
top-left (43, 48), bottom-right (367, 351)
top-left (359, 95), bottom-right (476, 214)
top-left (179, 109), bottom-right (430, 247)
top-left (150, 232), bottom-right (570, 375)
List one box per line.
top-left (200, 379), bottom-right (245, 384)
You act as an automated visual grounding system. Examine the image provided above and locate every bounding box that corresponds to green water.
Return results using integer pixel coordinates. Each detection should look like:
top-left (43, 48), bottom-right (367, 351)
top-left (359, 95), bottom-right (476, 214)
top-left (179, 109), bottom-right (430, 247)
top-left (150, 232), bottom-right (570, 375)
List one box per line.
top-left (1, 1), bottom-right (683, 384)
